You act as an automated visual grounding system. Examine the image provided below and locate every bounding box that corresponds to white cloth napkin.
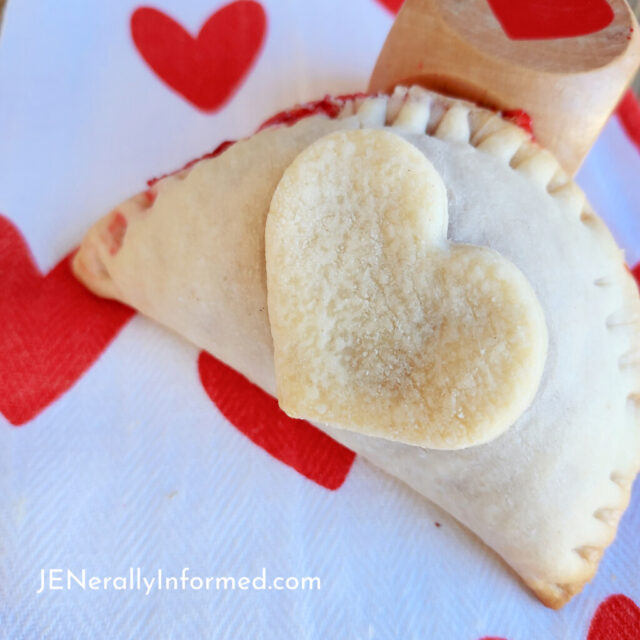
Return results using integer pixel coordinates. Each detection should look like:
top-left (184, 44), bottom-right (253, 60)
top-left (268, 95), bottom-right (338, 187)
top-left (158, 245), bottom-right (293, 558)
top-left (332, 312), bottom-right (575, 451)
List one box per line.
top-left (1, 1), bottom-right (639, 638)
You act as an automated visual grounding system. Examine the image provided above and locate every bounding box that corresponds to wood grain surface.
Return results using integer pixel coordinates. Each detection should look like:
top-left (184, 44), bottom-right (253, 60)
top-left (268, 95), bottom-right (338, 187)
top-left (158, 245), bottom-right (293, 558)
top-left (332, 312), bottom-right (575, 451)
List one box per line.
top-left (369, 0), bottom-right (640, 173)
top-left (632, 0), bottom-right (640, 93)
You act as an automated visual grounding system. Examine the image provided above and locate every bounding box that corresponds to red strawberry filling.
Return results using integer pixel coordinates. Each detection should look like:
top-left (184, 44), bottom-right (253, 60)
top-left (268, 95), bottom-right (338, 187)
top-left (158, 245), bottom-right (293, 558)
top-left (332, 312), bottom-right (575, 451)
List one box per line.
top-left (503, 108), bottom-right (534, 137)
top-left (143, 187), bottom-right (157, 206)
top-left (105, 212), bottom-right (128, 255)
top-left (257, 92), bottom-right (369, 131)
top-left (145, 93), bottom-right (372, 189)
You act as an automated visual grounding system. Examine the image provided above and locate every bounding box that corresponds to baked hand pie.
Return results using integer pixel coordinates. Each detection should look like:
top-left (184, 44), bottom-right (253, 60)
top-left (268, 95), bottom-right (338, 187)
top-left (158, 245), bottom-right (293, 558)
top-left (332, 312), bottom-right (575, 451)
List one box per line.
top-left (72, 86), bottom-right (640, 608)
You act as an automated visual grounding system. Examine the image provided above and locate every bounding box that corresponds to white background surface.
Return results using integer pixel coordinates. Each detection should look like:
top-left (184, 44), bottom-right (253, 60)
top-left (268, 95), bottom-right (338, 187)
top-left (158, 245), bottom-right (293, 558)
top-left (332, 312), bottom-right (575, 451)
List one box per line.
top-left (1, 1), bottom-right (639, 638)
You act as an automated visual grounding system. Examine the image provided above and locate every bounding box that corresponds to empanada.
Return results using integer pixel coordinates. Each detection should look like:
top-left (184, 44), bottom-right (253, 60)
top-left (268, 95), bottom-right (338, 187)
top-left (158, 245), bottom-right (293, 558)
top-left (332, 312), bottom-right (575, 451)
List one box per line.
top-left (73, 87), bottom-right (640, 608)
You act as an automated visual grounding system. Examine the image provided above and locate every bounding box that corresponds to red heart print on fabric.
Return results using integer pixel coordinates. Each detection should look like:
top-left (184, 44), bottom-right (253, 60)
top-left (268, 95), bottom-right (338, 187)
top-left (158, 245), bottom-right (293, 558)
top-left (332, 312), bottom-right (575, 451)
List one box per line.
top-left (198, 352), bottom-right (355, 490)
top-left (0, 215), bottom-right (134, 426)
top-left (486, 0), bottom-right (614, 40)
top-left (130, 2), bottom-right (267, 112)
top-left (587, 594), bottom-right (640, 640)
top-left (617, 90), bottom-right (640, 152)
top-left (376, 0), bottom-right (404, 14)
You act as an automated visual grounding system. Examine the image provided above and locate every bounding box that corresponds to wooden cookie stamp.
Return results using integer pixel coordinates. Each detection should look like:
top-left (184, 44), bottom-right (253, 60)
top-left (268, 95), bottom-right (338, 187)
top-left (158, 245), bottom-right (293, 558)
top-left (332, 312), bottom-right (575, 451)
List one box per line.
top-left (369, 0), bottom-right (640, 174)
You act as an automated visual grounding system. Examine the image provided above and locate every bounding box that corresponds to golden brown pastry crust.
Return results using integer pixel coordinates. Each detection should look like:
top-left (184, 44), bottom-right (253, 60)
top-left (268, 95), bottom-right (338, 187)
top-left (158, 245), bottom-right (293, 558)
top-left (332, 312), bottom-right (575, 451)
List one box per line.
top-left (266, 128), bottom-right (548, 449)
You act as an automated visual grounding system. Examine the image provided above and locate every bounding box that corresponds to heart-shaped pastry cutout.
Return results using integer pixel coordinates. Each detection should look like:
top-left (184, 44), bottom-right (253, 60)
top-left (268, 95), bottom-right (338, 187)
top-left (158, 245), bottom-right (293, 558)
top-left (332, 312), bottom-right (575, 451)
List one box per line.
top-left (266, 129), bottom-right (548, 449)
